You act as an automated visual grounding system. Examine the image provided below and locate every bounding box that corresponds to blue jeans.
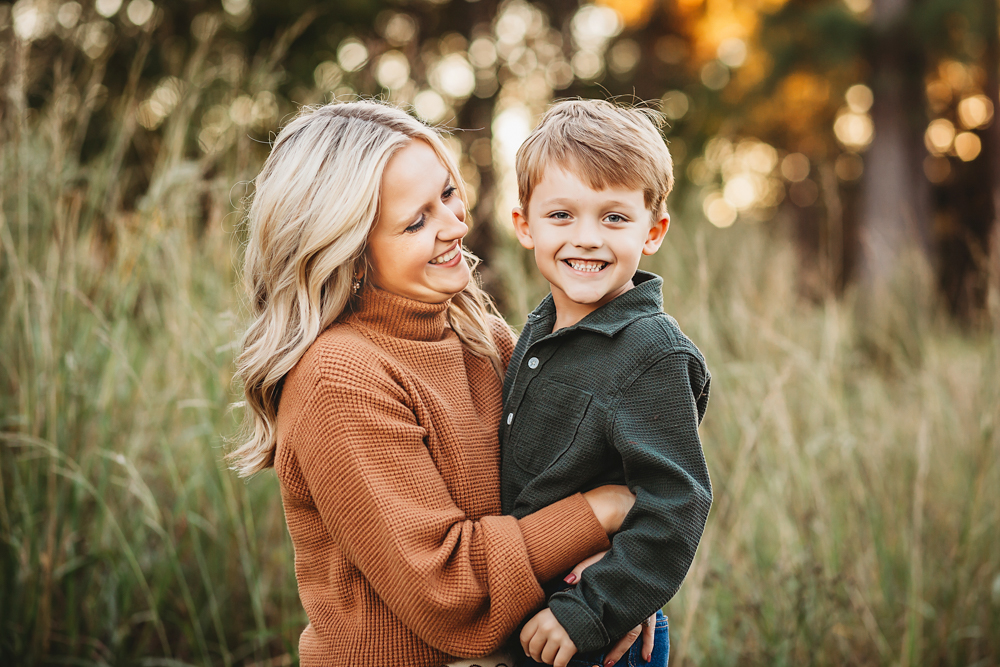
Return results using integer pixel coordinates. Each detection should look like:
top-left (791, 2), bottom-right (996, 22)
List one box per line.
top-left (518, 610), bottom-right (669, 667)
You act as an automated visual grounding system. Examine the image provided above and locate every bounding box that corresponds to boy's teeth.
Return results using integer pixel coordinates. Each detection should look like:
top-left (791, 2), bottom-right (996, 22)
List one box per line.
top-left (566, 259), bottom-right (608, 272)
top-left (429, 245), bottom-right (460, 264)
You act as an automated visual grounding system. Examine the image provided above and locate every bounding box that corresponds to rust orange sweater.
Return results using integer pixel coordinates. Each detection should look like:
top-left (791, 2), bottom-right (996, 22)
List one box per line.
top-left (274, 286), bottom-right (610, 667)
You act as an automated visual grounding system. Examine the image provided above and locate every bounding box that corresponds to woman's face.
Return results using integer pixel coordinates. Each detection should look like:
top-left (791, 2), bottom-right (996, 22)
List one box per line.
top-left (366, 139), bottom-right (470, 303)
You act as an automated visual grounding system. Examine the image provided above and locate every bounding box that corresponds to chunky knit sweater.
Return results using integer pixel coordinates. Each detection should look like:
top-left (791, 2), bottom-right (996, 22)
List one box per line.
top-left (274, 286), bottom-right (611, 667)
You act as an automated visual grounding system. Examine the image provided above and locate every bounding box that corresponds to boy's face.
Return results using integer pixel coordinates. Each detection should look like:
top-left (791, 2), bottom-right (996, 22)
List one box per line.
top-left (512, 165), bottom-right (669, 320)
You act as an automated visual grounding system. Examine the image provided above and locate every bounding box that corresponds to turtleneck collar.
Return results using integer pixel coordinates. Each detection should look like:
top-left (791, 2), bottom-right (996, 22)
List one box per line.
top-left (347, 285), bottom-right (450, 342)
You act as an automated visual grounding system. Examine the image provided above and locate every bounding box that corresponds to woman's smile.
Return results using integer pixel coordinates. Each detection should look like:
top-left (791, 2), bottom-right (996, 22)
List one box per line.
top-left (429, 242), bottom-right (462, 266)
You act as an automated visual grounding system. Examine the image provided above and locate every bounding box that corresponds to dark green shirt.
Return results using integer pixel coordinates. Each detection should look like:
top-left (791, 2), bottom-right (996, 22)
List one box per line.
top-left (500, 271), bottom-right (712, 653)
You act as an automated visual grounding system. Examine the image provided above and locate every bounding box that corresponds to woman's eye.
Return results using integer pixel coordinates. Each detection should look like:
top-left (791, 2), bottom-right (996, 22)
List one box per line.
top-left (405, 216), bottom-right (426, 233)
top-left (442, 185), bottom-right (456, 199)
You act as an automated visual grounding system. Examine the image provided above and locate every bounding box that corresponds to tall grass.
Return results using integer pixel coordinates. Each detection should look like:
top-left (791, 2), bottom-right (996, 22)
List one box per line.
top-left (2, 22), bottom-right (999, 667)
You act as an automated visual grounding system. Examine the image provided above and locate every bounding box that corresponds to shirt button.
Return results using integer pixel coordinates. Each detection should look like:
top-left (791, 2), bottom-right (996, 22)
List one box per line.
top-left (527, 357), bottom-right (539, 369)
top-left (506, 413), bottom-right (513, 425)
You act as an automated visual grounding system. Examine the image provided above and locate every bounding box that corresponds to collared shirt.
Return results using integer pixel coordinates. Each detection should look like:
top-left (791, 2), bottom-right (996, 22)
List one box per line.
top-left (499, 270), bottom-right (713, 653)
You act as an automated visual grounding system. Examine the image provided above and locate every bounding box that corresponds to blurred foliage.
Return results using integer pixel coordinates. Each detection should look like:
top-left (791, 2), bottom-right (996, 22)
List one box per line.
top-left (2, 0), bottom-right (996, 311)
top-left (1, 0), bottom-right (999, 665)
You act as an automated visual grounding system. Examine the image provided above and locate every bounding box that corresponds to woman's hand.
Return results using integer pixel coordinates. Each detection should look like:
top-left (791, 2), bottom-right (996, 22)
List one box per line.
top-left (601, 614), bottom-right (656, 666)
top-left (562, 550), bottom-right (657, 666)
top-left (582, 485), bottom-right (636, 535)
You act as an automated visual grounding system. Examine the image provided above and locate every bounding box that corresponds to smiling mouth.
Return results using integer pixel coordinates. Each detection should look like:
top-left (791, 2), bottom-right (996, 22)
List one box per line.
top-left (564, 259), bottom-right (609, 273)
top-left (429, 244), bottom-right (461, 265)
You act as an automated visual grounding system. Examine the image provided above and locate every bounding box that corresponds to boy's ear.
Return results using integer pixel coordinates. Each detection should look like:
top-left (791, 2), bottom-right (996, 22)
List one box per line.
top-left (642, 213), bottom-right (670, 255)
top-left (511, 207), bottom-right (535, 250)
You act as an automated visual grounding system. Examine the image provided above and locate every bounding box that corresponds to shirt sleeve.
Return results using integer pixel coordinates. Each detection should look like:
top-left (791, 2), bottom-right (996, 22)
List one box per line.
top-left (290, 376), bottom-right (610, 658)
top-left (547, 351), bottom-right (713, 652)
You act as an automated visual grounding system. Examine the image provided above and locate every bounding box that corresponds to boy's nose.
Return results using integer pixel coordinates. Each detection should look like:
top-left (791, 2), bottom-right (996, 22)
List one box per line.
top-left (572, 219), bottom-right (603, 248)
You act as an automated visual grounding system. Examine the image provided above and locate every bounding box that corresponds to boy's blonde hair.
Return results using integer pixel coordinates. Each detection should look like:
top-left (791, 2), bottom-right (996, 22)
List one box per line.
top-left (515, 99), bottom-right (674, 220)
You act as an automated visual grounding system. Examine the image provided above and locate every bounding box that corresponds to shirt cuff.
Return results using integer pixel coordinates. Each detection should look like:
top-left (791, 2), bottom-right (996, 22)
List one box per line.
top-left (547, 590), bottom-right (609, 653)
top-left (517, 493), bottom-right (610, 583)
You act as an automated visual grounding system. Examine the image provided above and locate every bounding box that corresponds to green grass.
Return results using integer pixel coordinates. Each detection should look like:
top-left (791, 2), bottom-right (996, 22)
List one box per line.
top-left (2, 34), bottom-right (999, 667)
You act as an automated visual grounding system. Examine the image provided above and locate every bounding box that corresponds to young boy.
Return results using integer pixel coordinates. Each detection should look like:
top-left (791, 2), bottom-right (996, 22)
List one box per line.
top-left (500, 99), bottom-right (713, 667)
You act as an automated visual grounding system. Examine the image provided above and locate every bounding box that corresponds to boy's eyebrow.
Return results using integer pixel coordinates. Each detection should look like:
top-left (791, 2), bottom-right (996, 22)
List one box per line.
top-left (539, 197), bottom-right (642, 209)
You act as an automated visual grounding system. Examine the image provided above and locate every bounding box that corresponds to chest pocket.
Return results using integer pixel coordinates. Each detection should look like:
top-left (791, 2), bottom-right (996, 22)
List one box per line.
top-left (511, 378), bottom-right (593, 475)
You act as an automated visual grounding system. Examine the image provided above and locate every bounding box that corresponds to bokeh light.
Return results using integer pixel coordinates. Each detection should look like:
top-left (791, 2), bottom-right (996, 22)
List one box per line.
top-left (608, 39), bottom-right (641, 75)
top-left (126, 0), bottom-right (155, 27)
top-left (925, 118), bottom-right (956, 155)
top-left (700, 61), bottom-right (729, 90)
top-left (469, 37), bottom-right (498, 69)
top-left (835, 152), bottom-right (864, 181)
top-left (376, 51), bottom-right (410, 91)
top-left (382, 12), bottom-right (417, 46)
top-left (704, 192), bottom-right (737, 227)
top-left (781, 153), bottom-right (810, 182)
top-left (57, 2), bottom-right (82, 29)
top-left (717, 38), bottom-right (747, 68)
top-left (834, 111), bottom-right (874, 150)
top-left (954, 132), bottom-right (982, 161)
top-left (571, 4), bottom-right (622, 51)
top-left (661, 91), bottom-right (689, 120)
top-left (95, 0), bottom-right (122, 18)
top-left (337, 38), bottom-right (368, 73)
top-left (414, 90), bottom-right (448, 123)
top-left (431, 54), bottom-right (476, 100)
top-left (957, 95), bottom-right (994, 130)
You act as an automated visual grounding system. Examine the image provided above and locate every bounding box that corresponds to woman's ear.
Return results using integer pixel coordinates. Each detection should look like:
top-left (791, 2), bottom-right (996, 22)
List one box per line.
top-left (511, 207), bottom-right (535, 250)
top-left (642, 213), bottom-right (670, 255)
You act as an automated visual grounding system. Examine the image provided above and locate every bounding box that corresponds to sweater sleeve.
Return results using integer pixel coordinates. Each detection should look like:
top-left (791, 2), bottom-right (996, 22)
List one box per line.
top-left (291, 376), bottom-right (609, 658)
top-left (547, 351), bottom-right (713, 651)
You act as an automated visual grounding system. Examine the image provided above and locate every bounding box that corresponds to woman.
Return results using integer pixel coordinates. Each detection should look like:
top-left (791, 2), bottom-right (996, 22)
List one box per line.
top-left (227, 101), bottom-right (638, 667)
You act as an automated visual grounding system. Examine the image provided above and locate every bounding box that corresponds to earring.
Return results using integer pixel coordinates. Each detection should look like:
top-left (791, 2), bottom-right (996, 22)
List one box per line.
top-left (351, 274), bottom-right (362, 295)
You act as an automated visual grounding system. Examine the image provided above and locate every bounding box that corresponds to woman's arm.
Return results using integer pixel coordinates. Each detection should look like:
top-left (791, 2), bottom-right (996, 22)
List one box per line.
top-left (289, 377), bottom-right (613, 658)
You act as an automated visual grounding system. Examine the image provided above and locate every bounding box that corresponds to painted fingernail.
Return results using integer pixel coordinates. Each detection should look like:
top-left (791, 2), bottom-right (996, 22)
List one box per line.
top-left (605, 660), bottom-right (616, 667)
top-left (644, 653), bottom-right (652, 662)
top-left (563, 573), bottom-right (577, 584)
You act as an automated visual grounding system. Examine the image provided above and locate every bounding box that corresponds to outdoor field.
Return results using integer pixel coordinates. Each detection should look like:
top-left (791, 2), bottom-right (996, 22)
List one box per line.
top-left (1, 0), bottom-right (999, 665)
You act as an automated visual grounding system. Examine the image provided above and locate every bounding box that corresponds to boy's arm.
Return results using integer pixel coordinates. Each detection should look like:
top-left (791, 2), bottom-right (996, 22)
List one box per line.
top-left (546, 350), bottom-right (713, 652)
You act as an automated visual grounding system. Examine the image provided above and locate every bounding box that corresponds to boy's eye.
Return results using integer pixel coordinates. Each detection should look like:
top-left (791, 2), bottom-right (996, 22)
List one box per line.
top-left (405, 215), bottom-right (426, 233)
top-left (605, 213), bottom-right (628, 223)
top-left (549, 211), bottom-right (571, 220)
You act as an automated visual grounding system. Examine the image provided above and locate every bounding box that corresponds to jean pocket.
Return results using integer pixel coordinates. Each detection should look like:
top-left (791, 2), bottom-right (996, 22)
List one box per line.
top-left (626, 611), bottom-right (669, 667)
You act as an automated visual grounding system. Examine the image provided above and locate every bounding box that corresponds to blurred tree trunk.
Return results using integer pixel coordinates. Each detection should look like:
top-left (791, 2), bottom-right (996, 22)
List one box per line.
top-left (986, 0), bottom-right (1000, 325)
top-left (858, 0), bottom-right (931, 285)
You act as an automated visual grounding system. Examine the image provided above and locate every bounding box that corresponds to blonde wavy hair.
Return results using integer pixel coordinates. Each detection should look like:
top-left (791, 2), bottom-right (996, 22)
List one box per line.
top-left (229, 100), bottom-right (507, 478)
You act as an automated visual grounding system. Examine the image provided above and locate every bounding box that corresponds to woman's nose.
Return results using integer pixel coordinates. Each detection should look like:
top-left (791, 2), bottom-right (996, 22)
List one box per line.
top-left (439, 201), bottom-right (469, 240)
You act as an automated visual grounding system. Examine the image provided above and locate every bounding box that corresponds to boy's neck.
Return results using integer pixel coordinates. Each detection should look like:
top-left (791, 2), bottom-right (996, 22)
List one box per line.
top-left (551, 279), bottom-right (635, 331)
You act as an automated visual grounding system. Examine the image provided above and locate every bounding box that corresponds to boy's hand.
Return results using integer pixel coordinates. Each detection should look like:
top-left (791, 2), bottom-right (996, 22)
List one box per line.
top-left (520, 608), bottom-right (578, 667)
